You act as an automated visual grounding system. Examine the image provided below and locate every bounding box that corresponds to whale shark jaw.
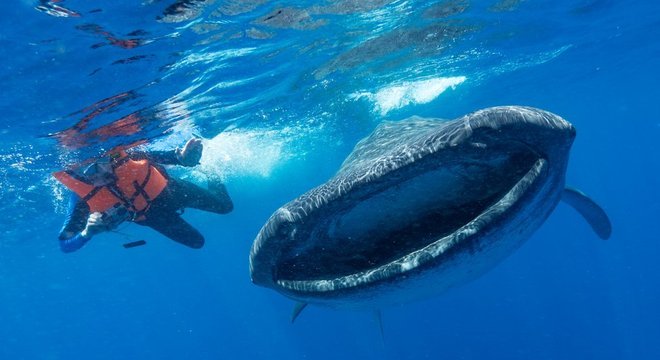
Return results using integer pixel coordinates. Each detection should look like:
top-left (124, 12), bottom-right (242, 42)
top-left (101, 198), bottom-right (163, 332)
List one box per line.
top-left (250, 106), bottom-right (576, 308)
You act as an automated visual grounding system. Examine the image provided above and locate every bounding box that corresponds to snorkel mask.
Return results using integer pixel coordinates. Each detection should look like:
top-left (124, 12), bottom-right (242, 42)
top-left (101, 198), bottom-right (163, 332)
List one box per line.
top-left (83, 152), bottom-right (120, 186)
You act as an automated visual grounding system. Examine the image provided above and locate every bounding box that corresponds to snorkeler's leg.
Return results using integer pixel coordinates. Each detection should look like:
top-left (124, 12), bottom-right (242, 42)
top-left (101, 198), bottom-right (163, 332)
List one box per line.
top-left (58, 193), bottom-right (90, 240)
top-left (168, 178), bottom-right (233, 214)
top-left (140, 212), bottom-right (205, 249)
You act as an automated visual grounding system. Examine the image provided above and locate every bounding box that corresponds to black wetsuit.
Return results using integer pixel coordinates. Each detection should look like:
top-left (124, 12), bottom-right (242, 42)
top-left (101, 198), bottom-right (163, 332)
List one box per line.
top-left (58, 149), bottom-right (233, 252)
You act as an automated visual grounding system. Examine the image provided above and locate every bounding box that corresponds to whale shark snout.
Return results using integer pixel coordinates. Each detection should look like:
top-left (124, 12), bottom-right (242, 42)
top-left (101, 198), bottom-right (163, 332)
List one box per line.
top-left (250, 106), bottom-right (606, 309)
top-left (465, 106), bottom-right (575, 162)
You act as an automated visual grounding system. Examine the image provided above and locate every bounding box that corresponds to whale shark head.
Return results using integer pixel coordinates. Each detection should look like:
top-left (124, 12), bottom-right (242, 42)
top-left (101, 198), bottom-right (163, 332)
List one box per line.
top-left (250, 106), bottom-right (576, 309)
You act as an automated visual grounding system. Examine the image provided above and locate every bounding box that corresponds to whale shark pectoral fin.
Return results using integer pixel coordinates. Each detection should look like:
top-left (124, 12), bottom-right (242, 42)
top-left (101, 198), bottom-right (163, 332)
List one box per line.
top-left (561, 187), bottom-right (612, 240)
top-left (291, 302), bottom-right (308, 323)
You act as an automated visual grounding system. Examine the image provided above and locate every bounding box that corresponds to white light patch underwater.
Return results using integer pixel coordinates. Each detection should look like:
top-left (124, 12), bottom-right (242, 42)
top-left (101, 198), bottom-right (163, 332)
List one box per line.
top-left (353, 76), bottom-right (466, 115)
top-left (196, 129), bottom-right (287, 180)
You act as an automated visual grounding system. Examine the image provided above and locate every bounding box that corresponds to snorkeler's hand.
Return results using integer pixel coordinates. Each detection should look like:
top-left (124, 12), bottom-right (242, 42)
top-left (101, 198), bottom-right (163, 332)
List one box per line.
top-left (80, 212), bottom-right (107, 239)
top-left (176, 138), bottom-right (203, 167)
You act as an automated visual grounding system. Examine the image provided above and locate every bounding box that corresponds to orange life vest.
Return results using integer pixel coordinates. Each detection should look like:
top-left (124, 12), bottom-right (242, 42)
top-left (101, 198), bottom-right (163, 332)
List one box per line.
top-left (53, 151), bottom-right (168, 221)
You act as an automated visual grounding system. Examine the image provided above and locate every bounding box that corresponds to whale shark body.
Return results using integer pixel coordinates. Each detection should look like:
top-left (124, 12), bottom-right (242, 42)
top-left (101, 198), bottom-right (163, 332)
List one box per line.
top-left (250, 106), bottom-right (611, 311)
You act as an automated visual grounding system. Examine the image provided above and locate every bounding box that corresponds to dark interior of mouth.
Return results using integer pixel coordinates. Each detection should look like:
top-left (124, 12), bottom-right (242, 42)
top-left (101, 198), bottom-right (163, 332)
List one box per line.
top-left (276, 144), bottom-right (539, 282)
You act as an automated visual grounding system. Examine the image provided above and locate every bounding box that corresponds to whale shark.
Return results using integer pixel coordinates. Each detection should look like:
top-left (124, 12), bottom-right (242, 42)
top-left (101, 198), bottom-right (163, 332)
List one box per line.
top-left (250, 106), bottom-right (611, 312)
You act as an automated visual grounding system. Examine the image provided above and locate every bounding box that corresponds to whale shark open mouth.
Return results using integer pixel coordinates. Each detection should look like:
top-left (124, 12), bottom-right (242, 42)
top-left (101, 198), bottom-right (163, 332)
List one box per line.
top-left (273, 142), bottom-right (546, 293)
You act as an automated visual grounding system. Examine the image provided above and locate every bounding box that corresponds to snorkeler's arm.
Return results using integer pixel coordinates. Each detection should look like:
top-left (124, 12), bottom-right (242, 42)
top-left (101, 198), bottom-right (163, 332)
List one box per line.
top-left (58, 194), bottom-right (92, 253)
top-left (59, 233), bottom-right (91, 253)
top-left (128, 138), bottom-right (203, 167)
top-left (58, 194), bottom-right (109, 253)
top-left (58, 193), bottom-right (89, 243)
top-left (128, 149), bottom-right (181, 165)
top-left (59, 211), bottom-right (112, 253)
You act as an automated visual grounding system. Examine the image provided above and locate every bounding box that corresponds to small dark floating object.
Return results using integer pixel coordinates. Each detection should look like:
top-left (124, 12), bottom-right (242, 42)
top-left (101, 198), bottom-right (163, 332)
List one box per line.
top-left (123, 240), bottom-right (147, 249)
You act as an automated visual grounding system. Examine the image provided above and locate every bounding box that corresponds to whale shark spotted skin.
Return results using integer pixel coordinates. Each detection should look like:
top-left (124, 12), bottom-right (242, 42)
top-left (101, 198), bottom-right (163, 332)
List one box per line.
top-left (250, 106), bottom-right (611, 310)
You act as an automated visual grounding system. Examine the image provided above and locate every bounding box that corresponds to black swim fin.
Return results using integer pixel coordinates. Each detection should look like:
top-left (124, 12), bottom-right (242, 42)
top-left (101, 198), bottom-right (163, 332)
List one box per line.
top-left (123, 240), bottom-right (147, 248)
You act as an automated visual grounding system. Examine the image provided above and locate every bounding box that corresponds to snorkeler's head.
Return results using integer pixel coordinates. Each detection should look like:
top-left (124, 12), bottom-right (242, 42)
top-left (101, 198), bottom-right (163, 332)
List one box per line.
top-left (83, 156), bottom-right (115, 186)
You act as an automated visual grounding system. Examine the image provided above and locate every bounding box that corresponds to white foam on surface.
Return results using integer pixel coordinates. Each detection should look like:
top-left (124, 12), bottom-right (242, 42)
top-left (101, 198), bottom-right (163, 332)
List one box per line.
top-left (353, 76), bottom-right (466, 115)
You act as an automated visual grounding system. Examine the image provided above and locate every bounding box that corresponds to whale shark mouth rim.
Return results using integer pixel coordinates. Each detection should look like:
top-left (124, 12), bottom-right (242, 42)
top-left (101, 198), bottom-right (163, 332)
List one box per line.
top-left (274, 156), bottom-right (547, 294)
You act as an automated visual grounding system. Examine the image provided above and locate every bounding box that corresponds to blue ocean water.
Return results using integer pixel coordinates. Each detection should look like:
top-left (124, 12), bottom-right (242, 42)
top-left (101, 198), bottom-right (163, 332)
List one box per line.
top-left (0, 0), bottom-right (659, 359)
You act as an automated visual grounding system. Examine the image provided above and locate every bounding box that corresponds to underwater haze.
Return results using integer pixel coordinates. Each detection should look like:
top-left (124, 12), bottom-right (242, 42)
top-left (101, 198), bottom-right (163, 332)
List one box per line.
top-left (1, 0), bottom-right (659, 359)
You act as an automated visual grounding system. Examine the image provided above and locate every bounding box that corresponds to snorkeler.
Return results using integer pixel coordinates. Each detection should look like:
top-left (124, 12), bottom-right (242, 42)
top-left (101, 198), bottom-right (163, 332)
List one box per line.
top-left (54, 138), bottom-right (233, 252)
